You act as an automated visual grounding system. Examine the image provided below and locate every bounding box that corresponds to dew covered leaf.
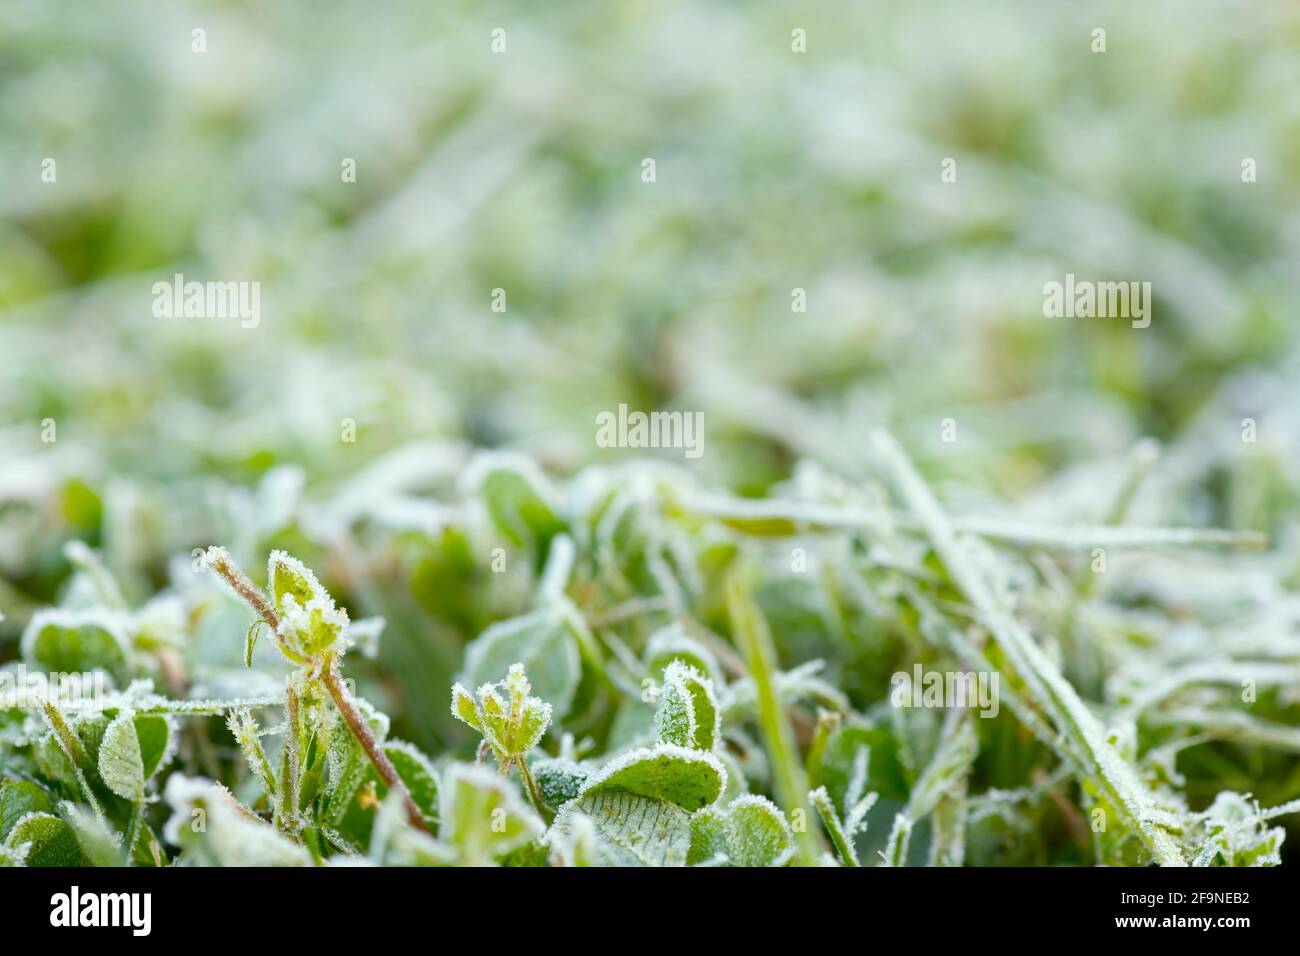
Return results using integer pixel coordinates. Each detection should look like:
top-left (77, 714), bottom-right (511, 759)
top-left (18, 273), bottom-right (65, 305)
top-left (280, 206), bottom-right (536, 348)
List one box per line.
top-left (268, 550), bottom-right (321, 611)
top-left (562, 789), bottom-right (693, 866)
top-left (688, 794), bottom-right (794, 867)
top-left (576, 744), bottom-right (726, 812)
top-left (532, 757), bottom-right (588, 812)
top-left (135, 714), bottom-right (172, 780)
top-left (1190, 792), bottom-right (1287, 867)
top-left (451, 663), bottom-right (554, 766)
top-left (5, 812), bottom-right (83, 867)
top-left (0, 781), bottom-right (55, 840)
top-left (450, 683), bottom-right (481, 732)
top-left (385, 741), bottom-right (440, 826)
top-left (98, 709), bottom-right (146, 802)
top-left (654, 661), bottom-right (720, 752)
top-left (654, 674), bottom-right (695, 748)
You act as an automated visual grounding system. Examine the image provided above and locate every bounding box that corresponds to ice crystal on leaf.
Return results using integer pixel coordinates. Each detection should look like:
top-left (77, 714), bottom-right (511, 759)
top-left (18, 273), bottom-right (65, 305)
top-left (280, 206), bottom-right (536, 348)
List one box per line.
top-left (531, 757), bottom-right (588, 812)
top-left (546, 810), bottom-right (598, 867)
top-left (1190, 793), bottom-right (1288, 867)
top-left (98, 710), bottom-right (146, 803)
top-left (653, 661), bottom-right (720, 752)
top-left (688, 794), bottom-right (794, 867)
top-left (451, 662), bottom-right (552, 767)
top-left (4, 812), bottom-right (82, 867)
top-left (572, 743), bottom-right (726, 813)
top-left (268, 551), bottom-right (349, 657)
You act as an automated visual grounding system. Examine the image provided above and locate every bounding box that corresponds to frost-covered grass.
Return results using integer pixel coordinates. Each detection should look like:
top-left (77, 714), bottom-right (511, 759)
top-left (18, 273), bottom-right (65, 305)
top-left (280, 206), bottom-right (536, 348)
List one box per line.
top-left (2, 447), bottom-right (1297, 867)
top-left (3, 0), bottom-right (1300, 866)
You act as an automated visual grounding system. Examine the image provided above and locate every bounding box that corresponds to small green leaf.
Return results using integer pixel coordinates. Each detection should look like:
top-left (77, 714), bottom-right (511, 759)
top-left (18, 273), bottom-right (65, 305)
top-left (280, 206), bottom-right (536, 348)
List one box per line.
top-left (686, 806), bottom-right (728, 863)
top-left (385, 741), bottom-right (440, 827)
top-left (515, 697), bottom-right (551, 754)
top-left (5, 812), bottom-right (83, 866)
top-left (655, 661), bottom-right (719, 752)
top-left (557, 744), bottom-right (725, 866)
top-left (0, 781), bottom-right (55, 840)
top-left (655, 675), bottom-right (695, 748)
top-left (324, 709), bottom-right (382, 821)
top-left (98, 710), bottom-right (146, 802)
top-left (135, 714), bottom-right (172, 780)
top-left (244, 620), bottom-right (263, 668)
top-left (268, 551), bottom-right (319, 611)
top-left (688, 794), bottom-right (794, 866)
top-left (450, 683), bottom-right (481, 732)
top-left (578, 744), bottom-right (726, 812)
top-left (334, 740), bottom-right (439, 845)
top-left (532, 757), bottom-right (588, 811)
top-left (720, 795), bottom-right (795, 866)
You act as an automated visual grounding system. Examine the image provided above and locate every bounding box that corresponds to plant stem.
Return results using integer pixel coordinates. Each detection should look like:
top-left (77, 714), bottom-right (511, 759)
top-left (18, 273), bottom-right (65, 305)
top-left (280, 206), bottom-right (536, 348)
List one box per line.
top-left (884, 813), bottom-right (912, 866)
top-left (41, 700), bottom-right (108, 825)
top-left (281, 681), bottom-right (302, 828)
top-left (41, 699), bottom-right (88, 766)
top-left (207, 550), bottom-right (280, 632)
top-left (320, 655), bottom-right (428, 833)
top-left (215, 784), bottom-right (264, 823)
top-left (123, 802), bottom-right (144, 864)
top-left (809, 786), bottom-right (858, 866)
top-left (727, 570), bottom-right (824, 866)
top-left (515, 755), bottom-right (552, 824)
top-left (206, 549), bottom-right (306, 663)
top-left (805, 709), bottom-right (839, 780)
top-left (229, 709), bottom-right (278, 814)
